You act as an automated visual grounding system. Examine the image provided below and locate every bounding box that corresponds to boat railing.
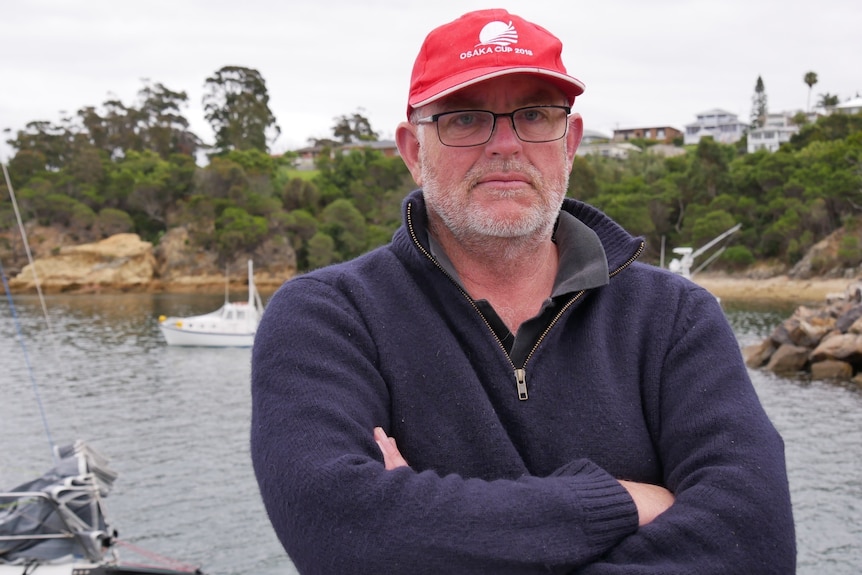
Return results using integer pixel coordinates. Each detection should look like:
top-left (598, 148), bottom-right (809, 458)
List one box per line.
top-left (0, 481), bottom-right (116, 564)
top-left (0, 445), bottom-right (118, 565)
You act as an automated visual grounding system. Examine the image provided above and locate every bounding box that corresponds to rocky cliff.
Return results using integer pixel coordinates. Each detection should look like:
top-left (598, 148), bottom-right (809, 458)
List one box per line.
top-left (3, 226), bottom-right (297, 294)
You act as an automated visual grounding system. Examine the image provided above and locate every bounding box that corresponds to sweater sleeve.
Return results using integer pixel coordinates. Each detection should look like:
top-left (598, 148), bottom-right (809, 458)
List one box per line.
top-left (574, 285), bottom-right (796, 574)
top-left (250, 276), bottom-right (638, 575)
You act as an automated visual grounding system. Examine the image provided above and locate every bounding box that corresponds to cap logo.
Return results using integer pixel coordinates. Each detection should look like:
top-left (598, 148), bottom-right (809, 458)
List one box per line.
top-left (461, 20), bottom-right (534, 60)
top-left (477, 21), bottom-right (518, 47)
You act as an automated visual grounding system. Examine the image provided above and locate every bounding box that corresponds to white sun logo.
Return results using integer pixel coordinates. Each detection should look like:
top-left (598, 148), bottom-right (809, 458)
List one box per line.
top-left (477, 21), bottom-right (518, 47)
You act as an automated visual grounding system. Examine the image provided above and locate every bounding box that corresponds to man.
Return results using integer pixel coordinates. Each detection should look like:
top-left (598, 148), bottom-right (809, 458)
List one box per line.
top-left (251, 8), bottom-right (795, 574)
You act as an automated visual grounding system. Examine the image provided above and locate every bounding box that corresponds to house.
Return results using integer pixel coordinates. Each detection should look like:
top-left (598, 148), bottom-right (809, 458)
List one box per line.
top-left (747, 112), bottom-right (800, 153)
top-left (576, 141), bottom-right (642, 160)
top-left (684, 109), bottom-right (747, 145)
top-left (582, 129), bottom-right (612, 145)
top-left (613, 126), bottom-right (683, 144)
top-left (835, 96), bottom-right (862, 115)
top-left (647, 144), bottom-right (687, 158)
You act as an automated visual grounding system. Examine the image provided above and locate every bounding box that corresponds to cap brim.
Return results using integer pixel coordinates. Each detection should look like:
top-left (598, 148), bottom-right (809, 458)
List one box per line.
top-left (409, 67), bottom-right (585, 111)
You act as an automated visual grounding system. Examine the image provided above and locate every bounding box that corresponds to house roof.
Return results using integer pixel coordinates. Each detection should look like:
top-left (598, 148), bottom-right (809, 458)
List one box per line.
top-left (696, 108), bottom-right (736, 116)
top-left (583, 129), bottom-right (611, 140)
top-left (836, 97), bottom-right (862, 109)
top-left (613, 125), bottom-right (681, 132)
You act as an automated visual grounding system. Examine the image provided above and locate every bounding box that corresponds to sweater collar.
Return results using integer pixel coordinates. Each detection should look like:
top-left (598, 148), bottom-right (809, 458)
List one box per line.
top-left (400, 189), bottom-right (643, 284)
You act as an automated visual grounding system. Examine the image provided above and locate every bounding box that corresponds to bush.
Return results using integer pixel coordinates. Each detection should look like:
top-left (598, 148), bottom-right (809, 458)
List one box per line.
top-left (838, 235), bottom-right (862, 267)
top-left (721, 245), bottom-right (755, 270)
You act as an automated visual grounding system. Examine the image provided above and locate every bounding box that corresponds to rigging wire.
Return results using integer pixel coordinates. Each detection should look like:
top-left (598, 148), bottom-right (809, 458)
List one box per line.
top-left (1, 163), bottom-right (53, 333)
top-left (1, 162), bottom-right (59, 464)
top-left (0, 258), bottom-right (57, 463)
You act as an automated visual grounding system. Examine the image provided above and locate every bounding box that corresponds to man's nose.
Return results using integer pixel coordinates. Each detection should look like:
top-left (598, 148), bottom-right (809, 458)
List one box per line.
top-left (485, 115), bottom-right (522, 153)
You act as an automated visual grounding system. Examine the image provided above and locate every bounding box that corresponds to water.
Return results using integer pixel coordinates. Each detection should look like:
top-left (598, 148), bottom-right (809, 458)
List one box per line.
top-left (0, 293), bottom-right (297, 575)
top-left (1, 294), bottom-right (860, 574)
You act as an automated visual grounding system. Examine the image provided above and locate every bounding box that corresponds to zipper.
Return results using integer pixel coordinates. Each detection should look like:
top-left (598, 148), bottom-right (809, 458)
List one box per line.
top-left (406, 200), bottom-right (645, 401)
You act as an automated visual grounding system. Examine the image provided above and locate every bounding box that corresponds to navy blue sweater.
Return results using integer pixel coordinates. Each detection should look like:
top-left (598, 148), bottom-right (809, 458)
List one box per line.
top-left (251, 190), bottom-right (795, 574)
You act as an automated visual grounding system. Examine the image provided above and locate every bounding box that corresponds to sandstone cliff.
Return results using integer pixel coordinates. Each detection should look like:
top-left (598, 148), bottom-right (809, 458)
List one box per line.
top-left (3, 226), bottom-right (297, 294)
top-left (9, 233), bottom-right (156, 292)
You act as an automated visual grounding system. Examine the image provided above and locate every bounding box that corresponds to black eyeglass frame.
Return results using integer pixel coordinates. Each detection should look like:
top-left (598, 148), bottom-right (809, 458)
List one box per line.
top-left (414, 105), bottom-right (573, 147)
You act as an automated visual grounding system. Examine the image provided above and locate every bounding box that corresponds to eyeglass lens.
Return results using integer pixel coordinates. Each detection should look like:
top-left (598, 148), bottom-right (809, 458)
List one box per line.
top-left (437, 106), bottom-right (568, 146)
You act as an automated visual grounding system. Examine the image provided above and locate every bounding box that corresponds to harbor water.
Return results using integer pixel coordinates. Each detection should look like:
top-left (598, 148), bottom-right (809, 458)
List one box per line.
top-left (1, 293), bottom-right (860, 574)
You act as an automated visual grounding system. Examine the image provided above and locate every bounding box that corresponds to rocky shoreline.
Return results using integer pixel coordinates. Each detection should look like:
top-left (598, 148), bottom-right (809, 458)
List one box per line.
top-left (4, 231), bottom-right (296, 295)
top-left (5, 231), bottom-right (861, 303)
top-left (693, 274), bottom-right (856, 305)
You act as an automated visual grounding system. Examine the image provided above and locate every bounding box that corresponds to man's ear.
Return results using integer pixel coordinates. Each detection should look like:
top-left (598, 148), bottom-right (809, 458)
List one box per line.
top-left (396, 122), bottom-right (423, 187)
top-left (566, 113), bottom-right (584, 165)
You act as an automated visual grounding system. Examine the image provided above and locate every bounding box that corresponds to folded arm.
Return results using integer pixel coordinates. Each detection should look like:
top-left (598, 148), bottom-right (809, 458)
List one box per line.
top-left (251, 279), bottom-right (640, 575)
top-left (375, 426), bottom-right (674, 528)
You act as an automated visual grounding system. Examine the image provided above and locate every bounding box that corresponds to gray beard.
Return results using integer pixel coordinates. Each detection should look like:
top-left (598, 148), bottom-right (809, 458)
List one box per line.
top-left (420, 152), bottom-right (569, 254)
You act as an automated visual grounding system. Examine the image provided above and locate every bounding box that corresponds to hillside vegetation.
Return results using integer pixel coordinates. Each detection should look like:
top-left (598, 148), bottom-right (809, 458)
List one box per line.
top-left (2, 71), bottom-right (861, 279)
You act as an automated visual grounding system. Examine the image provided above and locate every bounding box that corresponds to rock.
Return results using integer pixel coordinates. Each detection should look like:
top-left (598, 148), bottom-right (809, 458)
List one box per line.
top-left (743, 339), bottom-right (775, 368)
top-left (810, 360), bottom-right (854, 380)
top-left (765, 344), bottom-right (810, 374)
top-left (809, 332), bottom-right (862, 365)
top-left (835, 303), bottom-right (862, 332)
top-left (768, 305), bottom-right (835, 348)
top-left (9, 233), bottom-right (156, 292)
top-left (4, 226), bottom-right (298, 294)
top-left (749, 282), bottom-right (862, 382)
top-left (152, 227), bottom-right (297, 291)
top-left (153, 227), bottom-right (221, 283)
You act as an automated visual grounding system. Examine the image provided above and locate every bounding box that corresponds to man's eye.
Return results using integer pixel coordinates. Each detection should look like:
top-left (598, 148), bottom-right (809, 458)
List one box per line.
top-left (520, 109), bottom-right (546, 123)
top-left (451, 113), bottom-right (478, 127)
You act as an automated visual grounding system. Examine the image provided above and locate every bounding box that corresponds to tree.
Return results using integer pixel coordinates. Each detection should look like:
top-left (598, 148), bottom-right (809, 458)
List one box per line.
top-left (202, 66), bottom-right (281, 156)
top-left (8, 119), bottom-right (80, 171)
top-left (320, 198), bottom-right (367, 260)
top-left (331, 109), bottom-right (379, 144)
top-left (816, 93), bottom-right (840, 109)
top-left (306, 231), bottom-right (337, 269)
top-left (136, 81), bottom-right (200, 158)
top-left (215, 206), bottom-right (268, 256)
top-left (804, 71), bottom-right (818, 112)
top-left (750, 76), bottom-right (768, 129)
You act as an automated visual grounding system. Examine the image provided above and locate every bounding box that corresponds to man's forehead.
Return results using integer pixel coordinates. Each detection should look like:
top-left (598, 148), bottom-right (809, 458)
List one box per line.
top-left (431, 75), bottom-right (567, 111)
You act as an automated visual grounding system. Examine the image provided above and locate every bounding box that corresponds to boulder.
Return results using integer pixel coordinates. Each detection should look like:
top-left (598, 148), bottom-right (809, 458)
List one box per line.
top-left (9, 233), bottom-right (155, 292)
top-left (765, 344), bottom-right (810, 375)
top-left (810, 360), bottom-right (854, 380)
top-left (835, 303), bottom-right (862, 332)
top-left (743, 339), bottom-right (775, 369)
top-left (809, 332), bottom-right (862, 364)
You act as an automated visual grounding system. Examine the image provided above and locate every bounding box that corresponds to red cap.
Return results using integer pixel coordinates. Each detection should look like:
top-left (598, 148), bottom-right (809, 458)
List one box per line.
top-left (407, 9), bottom-right (585, 117)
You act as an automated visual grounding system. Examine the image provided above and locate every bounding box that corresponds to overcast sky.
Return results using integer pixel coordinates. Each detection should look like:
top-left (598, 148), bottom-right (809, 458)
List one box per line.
top-left (1, 0), bottom-right (860, 163)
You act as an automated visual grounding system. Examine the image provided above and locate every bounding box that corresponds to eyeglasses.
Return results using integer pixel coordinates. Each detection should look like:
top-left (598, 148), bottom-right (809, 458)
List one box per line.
top-left (414, 105), bottom-right (571, 147)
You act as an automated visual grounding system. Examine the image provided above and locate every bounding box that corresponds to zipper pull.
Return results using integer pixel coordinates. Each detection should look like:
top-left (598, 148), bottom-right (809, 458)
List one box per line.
top-left (515, 368), bottom-right (528, 401)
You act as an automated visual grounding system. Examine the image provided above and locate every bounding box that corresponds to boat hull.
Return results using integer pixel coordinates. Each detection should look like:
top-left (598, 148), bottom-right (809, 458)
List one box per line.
top-left (0, 564), bottom-right (200, 574)
top-left (158, 323), bottom-right (255, 347)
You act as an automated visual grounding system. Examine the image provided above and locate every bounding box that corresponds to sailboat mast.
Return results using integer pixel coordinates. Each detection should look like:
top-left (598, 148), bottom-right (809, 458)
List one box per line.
top-left (248, 259), bottom-right (254, 306)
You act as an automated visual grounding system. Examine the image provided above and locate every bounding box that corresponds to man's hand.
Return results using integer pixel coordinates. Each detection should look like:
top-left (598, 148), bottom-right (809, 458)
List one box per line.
top-left (618, 479), bottom-right (675, 526)
top-left (374, 427), bottom-right (410, 470)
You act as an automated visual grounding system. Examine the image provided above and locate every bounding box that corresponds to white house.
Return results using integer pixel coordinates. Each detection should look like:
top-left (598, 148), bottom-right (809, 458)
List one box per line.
top-left (581, 129), bottom-right (612, 145)
top-left (835, 96), bottom-right (862, 115)
top-left (684, 109), bottom-right (748, 145)
top-left (576, 141), bottom-right (642, 160)
top-left (747, 112), bottom-right (799, 153)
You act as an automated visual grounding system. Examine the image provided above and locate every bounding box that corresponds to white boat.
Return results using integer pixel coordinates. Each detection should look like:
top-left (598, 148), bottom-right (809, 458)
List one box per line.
top-left (158, 260), bottom-right (264, 347)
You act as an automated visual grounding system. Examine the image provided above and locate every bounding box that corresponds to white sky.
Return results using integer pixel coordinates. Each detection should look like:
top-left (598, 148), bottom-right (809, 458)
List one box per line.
top-left (1, 0), bottom-right (860, 163)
